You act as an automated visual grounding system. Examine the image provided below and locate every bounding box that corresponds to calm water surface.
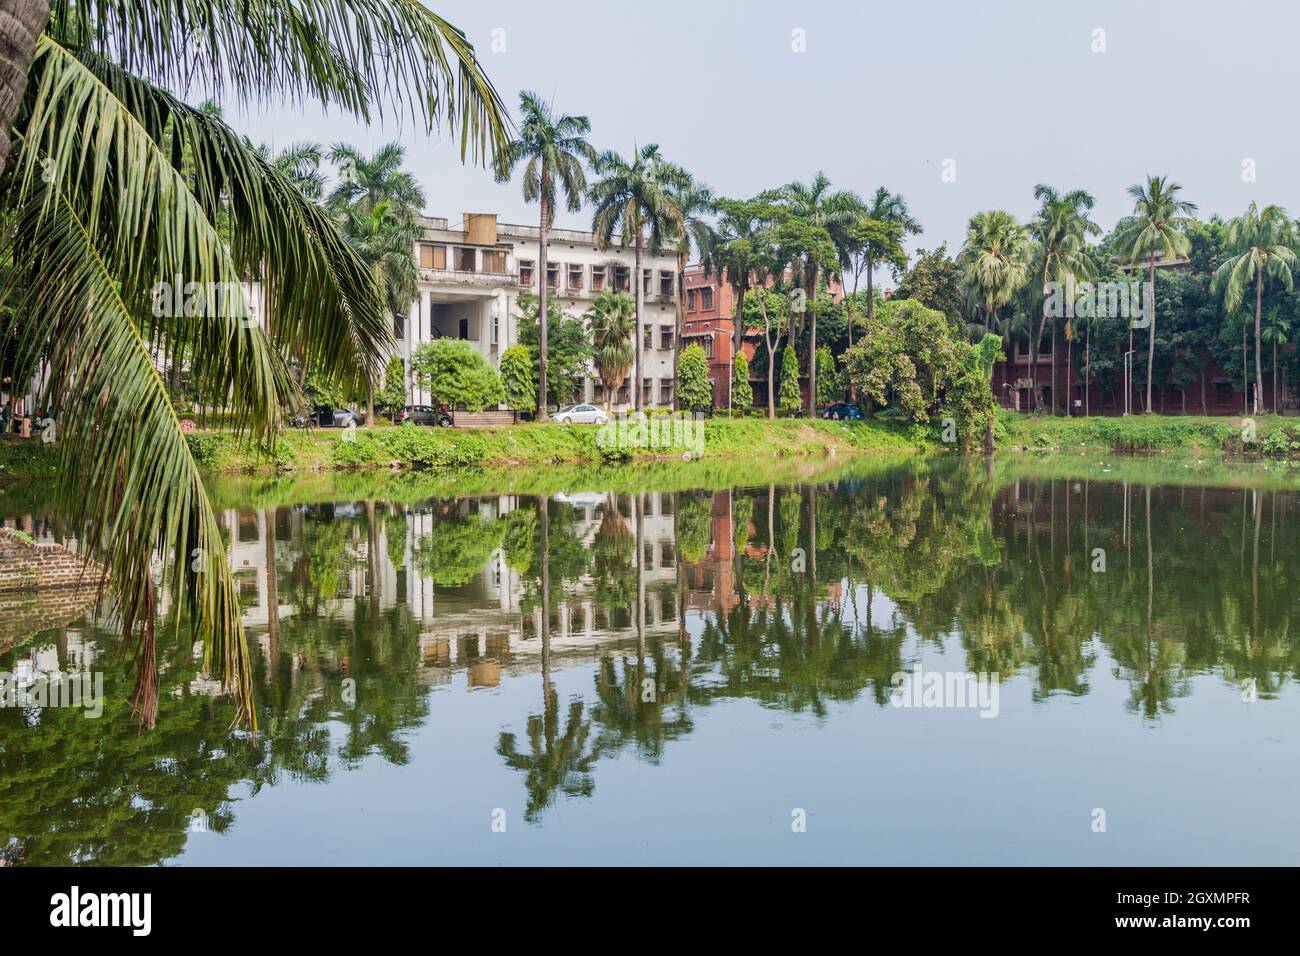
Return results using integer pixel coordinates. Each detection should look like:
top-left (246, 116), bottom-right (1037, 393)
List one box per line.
top-left (3, 457), bottom-right (1299, 865)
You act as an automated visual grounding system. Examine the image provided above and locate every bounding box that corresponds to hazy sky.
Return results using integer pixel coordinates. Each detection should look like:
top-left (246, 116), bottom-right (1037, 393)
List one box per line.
top-left (229, 0), bottom-right (1300, 269)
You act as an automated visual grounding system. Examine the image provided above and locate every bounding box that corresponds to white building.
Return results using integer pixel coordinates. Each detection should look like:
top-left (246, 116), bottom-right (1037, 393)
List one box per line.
top-left (401, 213), bottom-right (681, 410)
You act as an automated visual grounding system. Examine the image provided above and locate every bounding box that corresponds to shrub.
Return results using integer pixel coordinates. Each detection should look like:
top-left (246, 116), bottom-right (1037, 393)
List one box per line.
top-left (411, 339), bottom-right (504, 412)
top-left (677, 343), bottom-right (713, 411)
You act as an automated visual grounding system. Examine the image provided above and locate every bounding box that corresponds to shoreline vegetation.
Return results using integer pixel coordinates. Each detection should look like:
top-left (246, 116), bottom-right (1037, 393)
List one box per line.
top-left (4, 413), bottom-right (1300, 487)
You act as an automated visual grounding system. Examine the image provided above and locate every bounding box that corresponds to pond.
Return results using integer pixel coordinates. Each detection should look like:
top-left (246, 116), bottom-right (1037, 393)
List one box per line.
top-left (3, 454), bottom-right (1300, 866)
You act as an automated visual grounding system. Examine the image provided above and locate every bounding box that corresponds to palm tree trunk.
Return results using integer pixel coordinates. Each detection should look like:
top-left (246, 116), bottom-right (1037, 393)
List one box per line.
top-left (634, 228), bottom-right (645, 412)
top-left (866, 253), bottom-right (876, 320)
top-left (0, 0), bottom-right (51, 179)
top-left (264, 506), bottom-right (279, 669)
top-left (1254, 271), bottom-right (1264, 415)
top-left (1066, 331), bottom-right (1072, 416)
top-left (537, 179), bottom-right (550, 420)
top-left (674, 250), bottom-right (687, 410)
top-left (1085, 325), bottom-right (1091, 417)
top-left (806, 262), bottom-right (818, 417)
top-left (1146, 255), bottom-right (1156, 413)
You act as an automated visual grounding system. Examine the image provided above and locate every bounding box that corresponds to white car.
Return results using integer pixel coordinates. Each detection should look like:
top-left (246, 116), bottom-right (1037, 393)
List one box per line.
top-left (555, 404), bottom-right (608, 425)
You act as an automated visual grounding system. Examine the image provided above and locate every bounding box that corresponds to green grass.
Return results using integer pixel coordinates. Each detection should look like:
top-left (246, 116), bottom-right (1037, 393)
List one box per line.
top-left (998, 411), bottom-right (1300, 455)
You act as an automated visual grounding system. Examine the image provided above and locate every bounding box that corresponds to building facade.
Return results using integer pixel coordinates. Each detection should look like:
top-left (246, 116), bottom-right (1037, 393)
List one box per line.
top-left (402, 214), bottom-right (681, 410)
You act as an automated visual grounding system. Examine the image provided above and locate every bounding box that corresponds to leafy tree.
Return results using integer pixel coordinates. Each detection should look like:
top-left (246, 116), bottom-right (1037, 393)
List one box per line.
top-left (667, 177), bottom-right (716, 404)
top-left (375, 355), bottom-right (407, 417)
top-left (778, 345), bottom-right (801, 416)
top-left (743, 286), bottom-right (792, 418)
top-left (894, 245), bottom-right (966, 328)
top-left (860, 187), bottom-right (921, 321)
top-left (731, 350), bottom-right (753, 411)
top-left (411, 339), bottom-right (504, 411)
top-left (958, 210), bottom-right (1032, 335)
top-left (815, 346), bottom-right (838, 407)
top-left (0, 0), bottom-right (507, 726)
top-left (708, 196), bottom-right (780, 356)
top-left (516, 295), bottom-right (592, 412)
top-left (1211, 202), bottom-right (1297, 413)
top-left (676, 343), bottom-right (713, 411)
top-left (590, 144), bottom-right (687, 410)
top-left (588, 290), bottom-right (636, 409)
top-left (499, 343), bottom-right (536, 415)
top-left (496, 92), bottom-right (596, 419)
top-left (1112, 175), bottom-right (1197, 412)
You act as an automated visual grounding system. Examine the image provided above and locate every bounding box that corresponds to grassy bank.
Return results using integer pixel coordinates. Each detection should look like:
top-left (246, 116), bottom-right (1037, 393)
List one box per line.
top-left (997, 411), bottom-right (1300, 455)
top-left (181, 417), bottom-right (924, 475)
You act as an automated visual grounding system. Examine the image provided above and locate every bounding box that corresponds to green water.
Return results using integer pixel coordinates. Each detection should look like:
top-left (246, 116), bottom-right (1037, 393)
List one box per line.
top-left (2, 454), bottom-right (1300, 865)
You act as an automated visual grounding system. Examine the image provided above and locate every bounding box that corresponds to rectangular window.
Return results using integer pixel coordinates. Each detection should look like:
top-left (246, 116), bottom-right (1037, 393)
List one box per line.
top-left (660, 326), bottom-right (674, 351)
top-left (660, 378), bottom-right (674, 404)
top-left (592, 265), bottom-right (607, 291)
top-left (482, 249), bottom-right (506, 273)
top-left (643, 324), bottom-right (654, 350)
top-left (419, 244), bottom-right (446, 270)
top-left (546, 263), bottom-right (560, 289)
top-left (687, 289), bottom-right (697, 311)
top-left (458, 318), bottom-right (469, 340)
top-left (455, 247), bottom-right (476, 272)
top-left (643, 269), bottom-right (653, 294)
top-left (613, 266), bottom-right (630, 292)
top-left (519, 260), bottom-right (535, 286)
top-left (568, 264), bottom-right (584, 290)
top-left (659, 271), bottom-right (674, 297)
top-left (701, 287), bottom-right (714, 310)
top-left (642, 377), bottom-right (654, 403)
top-left (703, 335), bottom-right (714, 359)
top-left (593, 381), bottom-right (605, 404)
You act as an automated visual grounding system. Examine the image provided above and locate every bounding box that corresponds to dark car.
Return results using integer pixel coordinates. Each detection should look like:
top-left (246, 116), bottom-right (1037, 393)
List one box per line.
top-left (291, 407), bottom-right (366, 428)
top-left (396, 404), bottom-right (453, 427)
top-left (822, 402), bottom-right (863, 421)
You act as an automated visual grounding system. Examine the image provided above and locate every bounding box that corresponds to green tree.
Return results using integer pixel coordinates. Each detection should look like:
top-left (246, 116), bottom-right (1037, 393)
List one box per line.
top-left (677, 343), bottom-right (713, 411)
top-left (516, 295), bottom-right (592, 411)
top-left (375, 355), bottom-right (407, 418)
top-left (0, 0), bottom-right (507, 727)
top-left (894, 245), bottom-right (966, 328)
top-left (667, 177), bottom-right (716, 406)
top-left (1211, 202), bottom-right (1297, 414)
top-left (496, 92), bottom-right (596, 420)
top-left (957, 211), bottom-right (1032, 341)
top-left (588, 290), bottom-right (636, 410)
top-left (743, 286), bottom-right (792, 419)
top-left (816, 346), bottom-right (838, 407)
top-left (767, 173), bottom-right (864, 415)
top-left (778, 345), bottom-right (801, 416)
top-left (411, 339), bottom-right (504, 411)
top-left (708, 196), bottom-right (780, 358)
top-left (860, 187), bottom-right (921, 321)
top-left (731, 350), bottom-right (753, 411)
top-left (590, 144), bottom-right (688, 410)
top-left (499, 343), bottom-right (536, 416)
top-left (1112, 175), bottom-right (1197, 413)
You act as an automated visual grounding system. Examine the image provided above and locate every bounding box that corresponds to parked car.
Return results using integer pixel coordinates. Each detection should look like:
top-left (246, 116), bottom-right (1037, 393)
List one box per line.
top-left (822, 402), bottom-right (863, 421)
top-left (291, 407), bottom-right (366, 428)
top-left (555, 403), bottom-right (608, 425)
top-left (397, 404), bottom-right (453, 427)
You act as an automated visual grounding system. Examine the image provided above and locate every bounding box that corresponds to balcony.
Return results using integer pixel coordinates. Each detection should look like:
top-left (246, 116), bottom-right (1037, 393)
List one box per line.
top-left (420, 267), bottom-right (516, 291)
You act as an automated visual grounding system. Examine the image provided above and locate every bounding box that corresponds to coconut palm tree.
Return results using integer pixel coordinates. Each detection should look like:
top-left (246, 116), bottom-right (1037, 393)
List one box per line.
top-left (767, 173), bottom-right (864, 415)
top-left (1112, 176), bottom-right (1197, 413)
top-left (708, 197), bottom-right (777, 361)
top-left (327, 142), bottom-right (426, 218)
top-left (589, 144), bottom-right (687, 411)
top-left (666, 177), bottom-right (716, 407)
top-left (0, 1), bottom-right (507, 727)
top-left (861, 187), bottom-right (921, 321)
top-left (250, 141), bottom-right (326, 202)
top-left (1029, 185), bottom-right (1099, 413)
top-left (495, 92), bottom-right (595, 420)
top-left (1211, 203), bottom-right (1298, 414)
top-left (588, 290), bottom-right (636, 411)
top-left (957, 211), bottom-right (1033, 331)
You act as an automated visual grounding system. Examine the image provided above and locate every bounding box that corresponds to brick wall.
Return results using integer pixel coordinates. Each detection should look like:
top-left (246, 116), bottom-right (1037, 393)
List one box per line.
top-left (0, 536), bottom-right (101, 593)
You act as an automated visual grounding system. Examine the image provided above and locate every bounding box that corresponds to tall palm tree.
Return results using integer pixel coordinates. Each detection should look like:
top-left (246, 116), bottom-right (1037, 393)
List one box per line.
top-left (1112, 176), bottom-right (1197, 413)
top-left (496, 92), bottom-right (595, 420)
top-left (327, 142), bottom-right (425, 217)
top-left (862, 187), bottom-right (921, 320)
top-left (1261, 305), bottom-right (1291, 413)
top-left (666, 177), bottom-right (715, 408)
top-left (957, 211), bottom-right (1033, 331)
top-left (1211, 203), bottom-right (1298, 414)
top-left (250, 141), bottom-right (326, 202)
top-left (588, 290), bottom-right (636, 410)
top-left (589, 144), bottom-right (687, 411)
top-left (1029, 185), bottom-right (1099, 414)
top-left (708, 197), bottom-right (775, 361)
top-left (768, 173), bottom-right (864, 415)
top-left (0, 0), bottom-right (507, 727)
top-left (339, 200), bottom-right (421, 326)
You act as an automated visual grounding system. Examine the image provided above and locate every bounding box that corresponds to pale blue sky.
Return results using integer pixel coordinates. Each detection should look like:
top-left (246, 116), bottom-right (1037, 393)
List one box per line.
top-left (228, 0), bottom-right (1300, 267)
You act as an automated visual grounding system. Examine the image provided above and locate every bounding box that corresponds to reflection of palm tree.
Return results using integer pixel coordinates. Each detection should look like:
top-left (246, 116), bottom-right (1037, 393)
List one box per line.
top-left (497, 700), bottom-right (602, 822)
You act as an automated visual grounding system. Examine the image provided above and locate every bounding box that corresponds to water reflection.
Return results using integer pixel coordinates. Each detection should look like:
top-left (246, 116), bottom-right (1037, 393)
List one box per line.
top-left (2, 458), bottom-right (1299, 864)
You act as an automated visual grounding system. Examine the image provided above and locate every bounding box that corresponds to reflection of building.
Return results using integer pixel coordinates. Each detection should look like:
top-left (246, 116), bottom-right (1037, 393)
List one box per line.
top-left (403, 214), bottom-right (680, 409)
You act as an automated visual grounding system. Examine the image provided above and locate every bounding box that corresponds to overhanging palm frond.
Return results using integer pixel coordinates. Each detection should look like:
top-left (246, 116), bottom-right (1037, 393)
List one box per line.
top-left (5, 179), bottom-right (255, 728)
top-left (48, 0), bottom-right (510, 166)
